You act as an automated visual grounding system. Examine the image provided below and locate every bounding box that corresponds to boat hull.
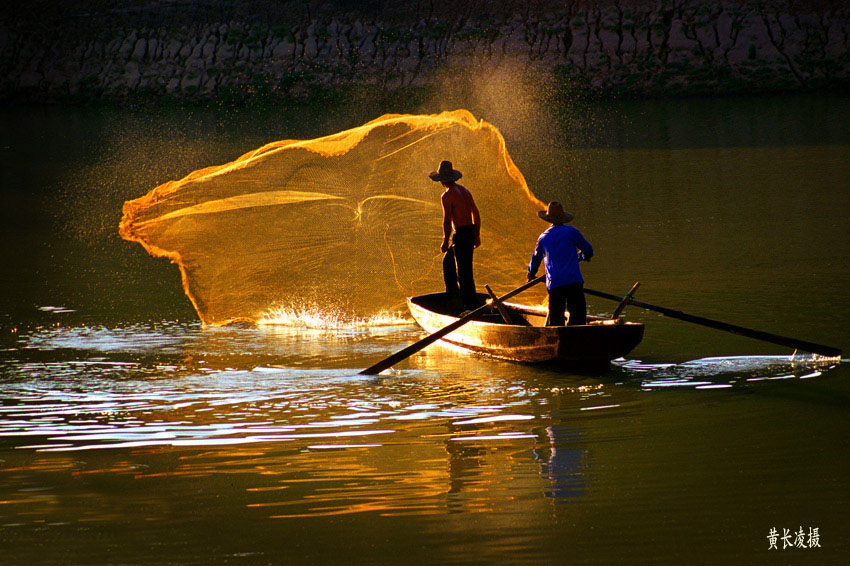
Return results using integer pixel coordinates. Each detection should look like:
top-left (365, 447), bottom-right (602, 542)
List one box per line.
top-left (407, 292), bottom-right (644, 365)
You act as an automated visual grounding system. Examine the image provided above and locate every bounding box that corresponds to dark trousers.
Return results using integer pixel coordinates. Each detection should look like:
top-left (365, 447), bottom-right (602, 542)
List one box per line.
top-left (443, 225), bottom-right (477, 309)
top-left (548, 282), bottom-right (587, 326)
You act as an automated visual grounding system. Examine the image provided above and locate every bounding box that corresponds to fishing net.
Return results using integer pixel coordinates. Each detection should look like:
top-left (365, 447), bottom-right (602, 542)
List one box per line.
top-left (119, 110), bottom-right (546, 325)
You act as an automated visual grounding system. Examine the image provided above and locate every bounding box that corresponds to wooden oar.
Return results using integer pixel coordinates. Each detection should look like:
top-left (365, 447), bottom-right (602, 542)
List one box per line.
top-left (584, 287), bottom-right (842, 358)
top-left (611, 282), bottom-right (640, 320)
top-left (359, 276), bottom-right (545, 375)
top-left (484, 284), bottom-right (513, 324)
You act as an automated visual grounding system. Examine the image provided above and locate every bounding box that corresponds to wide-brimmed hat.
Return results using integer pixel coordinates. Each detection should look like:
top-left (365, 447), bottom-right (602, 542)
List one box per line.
top-left (429, 160), bottom-right (462, 183)
top-left (538, 201), bottom-right (574, 224)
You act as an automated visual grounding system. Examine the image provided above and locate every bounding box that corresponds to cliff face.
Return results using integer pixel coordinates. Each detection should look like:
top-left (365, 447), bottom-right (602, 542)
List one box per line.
top-left (2, 0), bottom-right (848, 102)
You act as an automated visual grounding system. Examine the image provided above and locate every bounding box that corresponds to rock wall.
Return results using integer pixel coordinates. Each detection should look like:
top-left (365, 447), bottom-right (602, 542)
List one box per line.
top-left (1, 0), bottom-right (848, 102)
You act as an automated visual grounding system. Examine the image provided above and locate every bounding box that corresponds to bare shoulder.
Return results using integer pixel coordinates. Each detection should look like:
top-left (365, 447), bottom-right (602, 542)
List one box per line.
top-left (444, 185), bottom-right (463, 199)
top-left (456, 183), bottom-right (475, 201)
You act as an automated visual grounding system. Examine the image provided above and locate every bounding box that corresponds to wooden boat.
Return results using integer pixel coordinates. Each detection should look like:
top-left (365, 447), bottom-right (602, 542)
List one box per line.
top-left (407, 292), bottom-right (644, 366)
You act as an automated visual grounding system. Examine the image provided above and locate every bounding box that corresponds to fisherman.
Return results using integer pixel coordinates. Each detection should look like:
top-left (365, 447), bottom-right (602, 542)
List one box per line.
top-left (430, 160), bottom-right (481, 312)
top-left (527, 201), bottom-right (593, 326)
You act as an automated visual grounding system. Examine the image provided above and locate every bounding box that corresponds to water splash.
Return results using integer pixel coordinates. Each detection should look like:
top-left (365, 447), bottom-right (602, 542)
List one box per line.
top-left (614, 355), bottom-right (840, 389)
top-left (257, 303), bottom-right (411, 329)
top-left (789, 350), bottom-right (843, 364)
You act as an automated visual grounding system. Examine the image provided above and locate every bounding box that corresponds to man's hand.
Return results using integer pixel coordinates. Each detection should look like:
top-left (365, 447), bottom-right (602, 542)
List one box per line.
top-left (441, 238), bottom-right (450, 253)
top-left (473, 235), bottom-right (481, 249)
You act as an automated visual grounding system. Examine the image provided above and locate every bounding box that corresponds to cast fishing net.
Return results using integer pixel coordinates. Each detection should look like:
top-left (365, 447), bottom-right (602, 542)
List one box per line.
top-left (119, 110), bottom-right (546, 325)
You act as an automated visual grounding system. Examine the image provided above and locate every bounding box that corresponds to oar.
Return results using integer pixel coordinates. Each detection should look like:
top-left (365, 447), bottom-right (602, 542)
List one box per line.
top-left (611, 282), bottom-right (641, 320)
top-left (584, 287), bottom-right (842, 358)
top-left (359, 276), bottom-right (545, 375)
top-left (484, 284), bottom-right (513, 324)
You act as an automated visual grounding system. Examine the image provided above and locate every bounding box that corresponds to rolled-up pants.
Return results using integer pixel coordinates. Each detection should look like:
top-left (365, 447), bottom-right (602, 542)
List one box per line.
top-left (443, 225), bottom-right (477, 309)
top-left (548, 282), bottom-right (586, 326)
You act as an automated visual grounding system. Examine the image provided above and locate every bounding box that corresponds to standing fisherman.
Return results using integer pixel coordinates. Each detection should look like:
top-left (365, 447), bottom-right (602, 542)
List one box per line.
top-left (430, 160), bottom-right (481, 312)
top-left (527, 201), bottom-right (593, 326)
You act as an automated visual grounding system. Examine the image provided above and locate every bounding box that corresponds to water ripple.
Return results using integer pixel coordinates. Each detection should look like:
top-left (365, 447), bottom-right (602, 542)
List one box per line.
top-left (1, 322), bottom-right (842, 458)
top-left (614, 355), bottom-right (840, 389)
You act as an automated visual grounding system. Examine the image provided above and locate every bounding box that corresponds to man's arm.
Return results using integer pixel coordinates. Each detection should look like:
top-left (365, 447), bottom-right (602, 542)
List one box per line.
top-left (527, 238), bottom-right (544, 281)
top-left (470, 196), bottom-right (481, 248)
top-left (441, 193), bottom-right (452, 253)
top-left (575, 231), bottom-right (593, 260)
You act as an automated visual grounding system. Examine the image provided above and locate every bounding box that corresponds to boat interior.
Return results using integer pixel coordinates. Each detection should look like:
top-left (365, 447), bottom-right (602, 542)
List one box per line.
top-left (412, 292), bottom-right (622, 328)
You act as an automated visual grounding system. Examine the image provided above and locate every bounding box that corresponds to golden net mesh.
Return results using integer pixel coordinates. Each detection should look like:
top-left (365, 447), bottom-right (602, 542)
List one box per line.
top-left (119, 110), bottom-right (545, 325)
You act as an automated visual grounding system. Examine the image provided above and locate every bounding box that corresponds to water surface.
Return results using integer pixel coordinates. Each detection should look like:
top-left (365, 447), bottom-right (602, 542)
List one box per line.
top-left (1, 95), bottom-right (848, 564)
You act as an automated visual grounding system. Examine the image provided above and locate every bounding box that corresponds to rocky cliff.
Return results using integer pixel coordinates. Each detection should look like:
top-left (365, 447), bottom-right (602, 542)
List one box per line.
top-left (2, 0), bottom-right (848, 102)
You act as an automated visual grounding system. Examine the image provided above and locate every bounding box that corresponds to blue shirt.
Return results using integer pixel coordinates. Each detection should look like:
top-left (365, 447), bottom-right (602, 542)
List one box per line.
top-left (528, 225), bottom-right (593, 290)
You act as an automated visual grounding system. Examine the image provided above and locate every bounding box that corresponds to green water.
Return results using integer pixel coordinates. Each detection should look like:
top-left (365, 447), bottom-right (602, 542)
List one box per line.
top-left (1, 94), bottom-right (849, 564)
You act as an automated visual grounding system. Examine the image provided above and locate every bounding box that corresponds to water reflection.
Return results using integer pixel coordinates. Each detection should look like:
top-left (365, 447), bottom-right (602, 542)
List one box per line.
top-left (0, 319), bottom-right (843, 524)
top-left (534, 425), bottom-right (586, 501)
top-left (3, 322), bottom-right (842, 454)
top-left (615, 355), bottom-right (841, 389)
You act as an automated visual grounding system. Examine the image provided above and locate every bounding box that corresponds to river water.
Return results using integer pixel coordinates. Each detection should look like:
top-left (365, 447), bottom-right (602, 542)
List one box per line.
top-left (1, 94), bottom-right (849, 564)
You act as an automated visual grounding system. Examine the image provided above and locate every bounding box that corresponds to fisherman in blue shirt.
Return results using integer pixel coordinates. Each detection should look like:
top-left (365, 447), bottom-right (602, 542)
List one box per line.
top-left (527, 202), bottom-right (593, 326)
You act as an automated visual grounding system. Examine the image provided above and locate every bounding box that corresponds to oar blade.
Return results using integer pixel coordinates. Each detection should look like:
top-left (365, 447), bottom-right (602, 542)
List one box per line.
top-left (584, 287), bottom-right (842, 358)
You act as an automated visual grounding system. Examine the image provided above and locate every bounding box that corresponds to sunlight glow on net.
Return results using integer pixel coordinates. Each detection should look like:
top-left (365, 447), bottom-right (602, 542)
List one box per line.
top-left (120, 110), bottom-right (545, 325)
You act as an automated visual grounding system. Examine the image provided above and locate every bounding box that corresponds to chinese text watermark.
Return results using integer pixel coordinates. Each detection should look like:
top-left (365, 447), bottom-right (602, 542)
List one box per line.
top-left (767, 527), bottom-right (820, 550)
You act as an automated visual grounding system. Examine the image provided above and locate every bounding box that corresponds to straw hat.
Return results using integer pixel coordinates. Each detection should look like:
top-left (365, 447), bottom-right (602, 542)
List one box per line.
top-left (538, 201), bottom-right (574, 224)
top-left (429, 160), bottom-right (463, 182)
